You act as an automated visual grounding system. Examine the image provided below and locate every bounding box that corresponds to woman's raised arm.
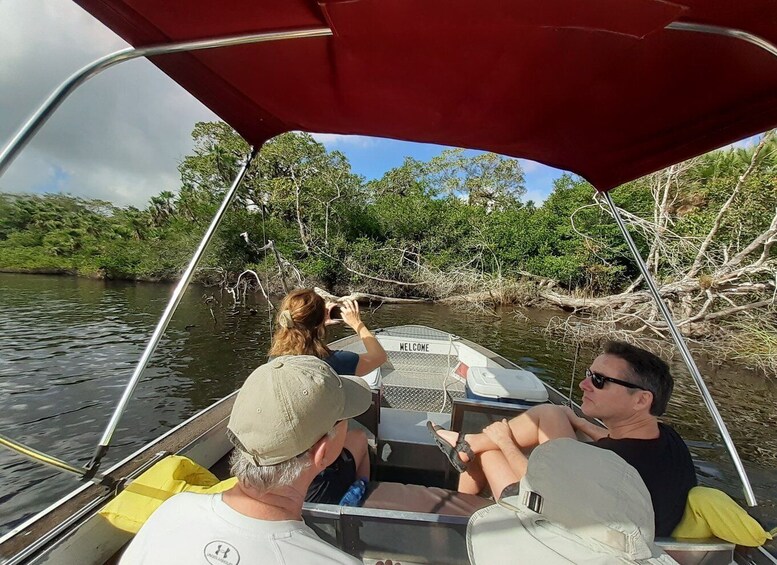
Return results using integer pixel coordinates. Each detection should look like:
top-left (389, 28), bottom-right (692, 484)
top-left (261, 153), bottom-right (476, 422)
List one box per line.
top-left (340, 299), bottom-right (387, 376)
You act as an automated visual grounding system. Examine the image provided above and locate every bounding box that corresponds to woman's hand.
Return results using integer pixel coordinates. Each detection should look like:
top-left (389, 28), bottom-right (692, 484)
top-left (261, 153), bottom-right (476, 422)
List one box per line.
top-left (324, 302), bottom-right (342, 326)
top-left (340, 299), bottom-right (364, 332)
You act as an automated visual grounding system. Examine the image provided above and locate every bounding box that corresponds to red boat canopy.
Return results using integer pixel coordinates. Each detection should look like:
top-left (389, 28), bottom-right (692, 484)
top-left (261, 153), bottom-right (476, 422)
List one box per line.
top-left (75, 0), bottom-right (777, 191)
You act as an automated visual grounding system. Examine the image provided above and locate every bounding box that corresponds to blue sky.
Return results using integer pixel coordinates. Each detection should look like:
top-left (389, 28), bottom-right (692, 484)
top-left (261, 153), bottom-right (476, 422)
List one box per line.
top-left (311, 134), bottom-right (565, 204)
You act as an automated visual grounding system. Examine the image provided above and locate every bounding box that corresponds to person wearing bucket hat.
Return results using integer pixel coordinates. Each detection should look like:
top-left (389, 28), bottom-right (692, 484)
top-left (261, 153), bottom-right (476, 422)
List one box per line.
top-left (467, 439), bottom-right (679, 564)
top-left (120, 356), bottom-right (370, 565)
top-left (428, 341), bottom-right (696, 537)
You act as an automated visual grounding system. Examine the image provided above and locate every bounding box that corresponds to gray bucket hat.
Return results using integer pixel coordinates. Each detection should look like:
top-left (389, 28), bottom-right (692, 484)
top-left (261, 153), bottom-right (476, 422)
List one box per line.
top-left (467, 438), bottom-right (678, 564)
top-left (227, 355), bottom-right (372, 465)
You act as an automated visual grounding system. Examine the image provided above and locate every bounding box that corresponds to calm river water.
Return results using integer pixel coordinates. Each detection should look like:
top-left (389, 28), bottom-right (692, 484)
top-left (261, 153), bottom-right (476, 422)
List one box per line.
top-left (0, 273), bottom-right (775, 537)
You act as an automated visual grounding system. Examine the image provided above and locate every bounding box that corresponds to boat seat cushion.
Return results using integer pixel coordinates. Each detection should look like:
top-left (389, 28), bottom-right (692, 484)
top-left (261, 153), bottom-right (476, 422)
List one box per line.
top-left (671, 486), bottom-right (774, 547)
top-left (362, 481), bottom-right (493, 516)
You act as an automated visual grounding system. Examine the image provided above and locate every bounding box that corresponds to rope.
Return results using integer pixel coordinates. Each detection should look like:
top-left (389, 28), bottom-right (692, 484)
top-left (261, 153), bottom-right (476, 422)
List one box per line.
top-left (441, 333), bottom-right (457, 413)
top-left (568, 343), bottom-right (580, 406)
top-left (260, 201), bottom-right (274, 342)
top-left (567, 282), bottom-right (588, 406)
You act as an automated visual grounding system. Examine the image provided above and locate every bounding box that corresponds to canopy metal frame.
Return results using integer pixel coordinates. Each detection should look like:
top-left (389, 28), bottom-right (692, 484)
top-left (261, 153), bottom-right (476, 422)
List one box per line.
top-left (0, 147), bottom-right (258, 478)
top-left (0, 27), bottom-right (332, 177)
top-left (0, 19), bottom-right (770, 505)
top-left (666, 22), bottom-right (777, 59)
top-left (87, 146), bottom-right (258, 473)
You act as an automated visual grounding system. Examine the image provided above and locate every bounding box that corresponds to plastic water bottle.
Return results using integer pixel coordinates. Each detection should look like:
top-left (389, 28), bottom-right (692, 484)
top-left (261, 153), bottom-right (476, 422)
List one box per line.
top-left (339, 478), bottom-right (367, 506)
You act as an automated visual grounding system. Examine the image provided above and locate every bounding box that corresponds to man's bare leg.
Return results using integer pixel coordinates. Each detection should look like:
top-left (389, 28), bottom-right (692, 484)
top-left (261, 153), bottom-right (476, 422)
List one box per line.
top-left (478, 449), bottom-right (522, 500)
top-left (458, 456), bottom-right (487, 495)
top-left (459, 419), bottom-right (538, 497)
top-left (507, 404), bottom-right (577, 446)
top-left (435, 404), bottom-right (576, 461)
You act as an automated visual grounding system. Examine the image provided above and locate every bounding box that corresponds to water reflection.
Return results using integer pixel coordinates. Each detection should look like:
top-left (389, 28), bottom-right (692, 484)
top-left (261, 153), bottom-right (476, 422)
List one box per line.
top-left (0, 273), bottom-right (775, 536)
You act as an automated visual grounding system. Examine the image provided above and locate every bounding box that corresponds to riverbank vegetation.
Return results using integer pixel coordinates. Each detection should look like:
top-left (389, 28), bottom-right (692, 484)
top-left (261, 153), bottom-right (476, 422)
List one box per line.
top-left (1, 123), bottom-right (775, 374)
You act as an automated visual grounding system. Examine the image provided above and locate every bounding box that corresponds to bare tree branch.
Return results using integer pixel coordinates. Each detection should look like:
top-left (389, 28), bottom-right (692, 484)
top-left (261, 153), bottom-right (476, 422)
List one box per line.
top-left (313, 248), bottom-right (428, 286)
top-left (289, 166), bottom-right (311, 253)
top-left (313, 287), bottom-right (431, 304)
top-left (754, 210), bottom-right (777, 266)
top-left (689, 300), bottom-right (774, 322)
top-left (688, 133), bottom-right (772, 278)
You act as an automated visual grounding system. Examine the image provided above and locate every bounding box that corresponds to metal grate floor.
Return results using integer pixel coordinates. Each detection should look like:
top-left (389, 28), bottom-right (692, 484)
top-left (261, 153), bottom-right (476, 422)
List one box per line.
top-left (381, 366), bottom-right (465, 412)
top-left (381, 367), bottom-right (465, 393)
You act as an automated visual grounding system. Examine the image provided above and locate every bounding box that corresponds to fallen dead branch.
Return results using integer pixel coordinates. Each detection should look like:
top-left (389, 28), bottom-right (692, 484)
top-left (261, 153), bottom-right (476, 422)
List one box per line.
top-left (314, 287), bottom-right (431, 305)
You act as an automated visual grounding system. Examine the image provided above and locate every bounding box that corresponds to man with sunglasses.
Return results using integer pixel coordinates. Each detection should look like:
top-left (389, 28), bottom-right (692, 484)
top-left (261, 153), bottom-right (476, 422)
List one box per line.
top-left (428, 341), bottom-right (696, 537)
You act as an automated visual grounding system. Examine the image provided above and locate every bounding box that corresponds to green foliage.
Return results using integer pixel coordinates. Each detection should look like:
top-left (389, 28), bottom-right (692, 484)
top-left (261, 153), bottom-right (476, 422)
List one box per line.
top-left (1, 122), bottom-right (774, 300)
top-left (366, 157), bottom-right (431, 199)
top-left (677, 144), bottom-right (777, 251)
top-left (427, 148), bottom-right (526, 209)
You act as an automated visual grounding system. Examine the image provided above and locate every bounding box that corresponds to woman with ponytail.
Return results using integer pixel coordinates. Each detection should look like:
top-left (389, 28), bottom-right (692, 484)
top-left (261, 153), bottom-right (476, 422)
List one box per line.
top-left (267, 288), bottom-right (387, 504)
top-left (269, 289), bottom-right (387, 377)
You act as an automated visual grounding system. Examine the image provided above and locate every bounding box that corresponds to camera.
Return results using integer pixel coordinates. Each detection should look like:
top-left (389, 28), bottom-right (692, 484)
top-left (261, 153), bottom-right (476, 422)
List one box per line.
top-left (328, 304), bottom-right (343, 320)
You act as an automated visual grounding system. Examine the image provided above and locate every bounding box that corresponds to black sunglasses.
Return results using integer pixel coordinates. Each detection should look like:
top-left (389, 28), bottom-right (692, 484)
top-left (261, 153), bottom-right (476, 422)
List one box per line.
top-left (585, 368), bottom-right (648, 391)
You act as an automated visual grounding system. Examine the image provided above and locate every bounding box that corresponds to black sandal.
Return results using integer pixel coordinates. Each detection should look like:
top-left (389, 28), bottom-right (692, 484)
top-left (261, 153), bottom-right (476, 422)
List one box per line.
top-left (426, 421), bottom-right (475, 473)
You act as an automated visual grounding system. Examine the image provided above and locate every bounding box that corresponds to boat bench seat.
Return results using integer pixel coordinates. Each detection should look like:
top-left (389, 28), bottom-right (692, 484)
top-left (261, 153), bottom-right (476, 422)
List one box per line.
top-left (361, 484), bottom-right (736, 562)
top-left (302, 480), bottom-right (486, 564)
top-left (362, 481), bottom-right (493, 517)
top-left (317, 485), bottom-right (736, 565)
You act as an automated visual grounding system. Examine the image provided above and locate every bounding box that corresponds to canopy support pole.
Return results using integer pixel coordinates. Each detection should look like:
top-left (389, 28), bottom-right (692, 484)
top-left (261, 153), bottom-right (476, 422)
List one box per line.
top-left (84, 147), bottom-right (257, 475)
top-left (0, 27), bottom-right (332, 179)
top-left (0, 25), bottom-right (331, 479)
top-left (602, 191), bottom-right (757, 506)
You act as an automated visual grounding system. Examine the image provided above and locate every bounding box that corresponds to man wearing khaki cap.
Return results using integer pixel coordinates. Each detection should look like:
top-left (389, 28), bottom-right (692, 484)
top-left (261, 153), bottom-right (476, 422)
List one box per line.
top-left (120, 356), bottom-right (371, 565)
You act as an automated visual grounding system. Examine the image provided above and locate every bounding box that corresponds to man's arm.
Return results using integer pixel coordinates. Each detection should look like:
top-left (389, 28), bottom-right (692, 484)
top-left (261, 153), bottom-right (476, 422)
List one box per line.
top-left (560, 406), bottom-right (608, 441)
top-left (482, 420), bottom-right (529, 478)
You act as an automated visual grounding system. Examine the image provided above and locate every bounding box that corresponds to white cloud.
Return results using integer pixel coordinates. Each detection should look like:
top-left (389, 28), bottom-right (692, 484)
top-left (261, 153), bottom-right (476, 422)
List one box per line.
top-left (0, 0), bottom-right (217, 207)
top-left (518, 159), bottom-right (542, 173)
top-left (309, 133), bottom-right (377, 148)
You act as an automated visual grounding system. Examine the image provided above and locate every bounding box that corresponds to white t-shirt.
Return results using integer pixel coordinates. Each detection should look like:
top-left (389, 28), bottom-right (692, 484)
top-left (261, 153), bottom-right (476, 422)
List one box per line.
top-left (119, 492), bottom-right (361, 565)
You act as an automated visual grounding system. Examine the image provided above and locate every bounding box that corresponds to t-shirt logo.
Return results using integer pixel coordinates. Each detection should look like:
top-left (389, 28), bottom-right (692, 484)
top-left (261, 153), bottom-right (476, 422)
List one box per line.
top-left (203, 540), bottom-right (240, 565)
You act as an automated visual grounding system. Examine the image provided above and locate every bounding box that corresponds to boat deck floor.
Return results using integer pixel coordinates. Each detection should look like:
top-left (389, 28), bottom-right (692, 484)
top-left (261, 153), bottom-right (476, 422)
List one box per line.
top-left (380, 365), bottom-right (465, 412)
top-left (382, 366), bottom-right (465, 392)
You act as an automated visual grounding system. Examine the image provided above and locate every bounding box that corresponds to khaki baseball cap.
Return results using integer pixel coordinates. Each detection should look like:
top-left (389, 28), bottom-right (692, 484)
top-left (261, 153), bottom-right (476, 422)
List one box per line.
top-left (227, 355), bottom-right (372, 465)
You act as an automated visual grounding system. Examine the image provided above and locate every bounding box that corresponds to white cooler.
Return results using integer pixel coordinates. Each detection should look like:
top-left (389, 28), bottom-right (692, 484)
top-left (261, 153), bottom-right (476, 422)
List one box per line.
top-left (465, 366), bottom-right (549, 405)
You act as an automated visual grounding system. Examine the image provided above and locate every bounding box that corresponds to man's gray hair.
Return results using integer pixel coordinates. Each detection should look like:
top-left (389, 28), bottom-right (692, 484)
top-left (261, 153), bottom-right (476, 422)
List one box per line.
top-left (229, 428), bottom-right (336, 492)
